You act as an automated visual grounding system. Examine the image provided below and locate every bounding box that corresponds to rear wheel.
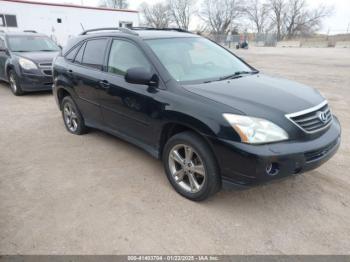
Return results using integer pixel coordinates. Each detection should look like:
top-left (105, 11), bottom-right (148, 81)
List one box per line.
top-left (8, 70), bottom-right (24, 96)
top-left (61, 96), bottom-right (87, 135)
top-left (163, 131), bottom-right (221, 201)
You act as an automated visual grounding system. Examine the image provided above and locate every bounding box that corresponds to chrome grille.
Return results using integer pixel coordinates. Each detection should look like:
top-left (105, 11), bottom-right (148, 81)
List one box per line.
top-left (286, 101), bottom-right (333, 133)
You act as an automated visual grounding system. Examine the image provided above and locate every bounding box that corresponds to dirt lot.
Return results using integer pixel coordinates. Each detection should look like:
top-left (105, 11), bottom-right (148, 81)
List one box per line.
top-left (0, 47), bottom-right (349, 255)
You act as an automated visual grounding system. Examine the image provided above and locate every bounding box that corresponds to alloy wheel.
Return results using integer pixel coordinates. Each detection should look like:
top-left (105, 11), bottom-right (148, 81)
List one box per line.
top-left (168, 144), bottom-right (206, 193)
top-left (63, 102), bottom-right (79, 132)
top-left (9, 74), bottom-right (17, 93)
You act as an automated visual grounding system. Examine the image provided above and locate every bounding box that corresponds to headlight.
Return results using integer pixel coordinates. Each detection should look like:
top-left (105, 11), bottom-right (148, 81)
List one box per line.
top-left (18, 58), bottom-right (38, 70)
top-left (223, 113), bottom-right (289, 144)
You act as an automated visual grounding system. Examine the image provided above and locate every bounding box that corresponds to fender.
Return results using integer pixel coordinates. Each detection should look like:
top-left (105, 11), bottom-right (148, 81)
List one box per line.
top-left (53, 78), bottom-right (79, 110)
top-left (160, 111), bottom-right (218, 138)
top-left (54, 72), bottom-right (79, 96)
top-left (4, 59), bottom-right (16, 81)
top-left (4, 52), bottom-right (27, 80)
top-left (154, 87), bottom-right (242, 146)
top-left (155, 110), bottom-right (222, 158)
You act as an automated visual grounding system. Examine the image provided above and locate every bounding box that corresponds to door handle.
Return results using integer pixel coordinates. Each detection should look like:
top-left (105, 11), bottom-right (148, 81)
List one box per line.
top-left (67, 69), bottom-right (73, 74)
top-left (99, 80), bottom-right (110, 89)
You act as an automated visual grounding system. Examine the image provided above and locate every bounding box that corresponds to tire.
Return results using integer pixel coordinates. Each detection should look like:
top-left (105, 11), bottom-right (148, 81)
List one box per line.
top-left (163, 131), bottom-right (221, 201)
top-left (61, 96), bottom-right (87, 135)
top-left (8, 69), bottom-right (24, 96)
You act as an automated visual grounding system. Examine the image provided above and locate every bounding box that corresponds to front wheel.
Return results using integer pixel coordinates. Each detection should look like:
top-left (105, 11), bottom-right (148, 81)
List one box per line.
top-left (8, 70), bottom-right (24, 96)
top-left (163, 131), bottom-right (221, 201)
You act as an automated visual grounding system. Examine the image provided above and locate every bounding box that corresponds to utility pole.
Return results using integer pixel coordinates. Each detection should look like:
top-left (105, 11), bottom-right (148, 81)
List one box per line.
top-left (347, 22), bottom-right (350, 33)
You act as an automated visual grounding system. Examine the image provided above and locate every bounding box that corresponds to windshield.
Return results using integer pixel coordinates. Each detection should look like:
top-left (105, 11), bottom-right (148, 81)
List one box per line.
top-left (146, 37), bottom-right (253, 83)
top-left (8, 36), bottom-right (60, 52)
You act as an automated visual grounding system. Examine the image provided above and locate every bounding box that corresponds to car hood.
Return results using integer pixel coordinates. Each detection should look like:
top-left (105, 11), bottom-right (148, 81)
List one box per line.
top-left (183, 74), bottom-right (325, 117)
top-left (13, 51), bottom-right (59, 63)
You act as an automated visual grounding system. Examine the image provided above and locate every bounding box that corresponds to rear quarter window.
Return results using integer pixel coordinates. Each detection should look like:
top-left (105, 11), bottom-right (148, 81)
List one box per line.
top-left (5, 15), bottom-right (17, 27)
top-left (65, 44), bottom-right (81, 62)
top-left (0, 38), bottom-right (5, 49)
top-left (0, 15), bottom-right (4, 27)
top-left (74, 42), bottom-right (86, 64)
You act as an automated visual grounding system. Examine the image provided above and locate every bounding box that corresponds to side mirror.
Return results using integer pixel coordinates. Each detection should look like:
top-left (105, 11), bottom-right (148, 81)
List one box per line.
top-left (125, 67), bottom-right (158, 87)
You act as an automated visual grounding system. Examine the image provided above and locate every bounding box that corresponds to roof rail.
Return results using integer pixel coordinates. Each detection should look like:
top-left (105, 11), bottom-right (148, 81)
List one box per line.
top-left (132, 27), bottom-right (191, 33)
top-left (80, 27), bottom-right (138, 36)
top-left (23, 30), bottom-right (37, 33)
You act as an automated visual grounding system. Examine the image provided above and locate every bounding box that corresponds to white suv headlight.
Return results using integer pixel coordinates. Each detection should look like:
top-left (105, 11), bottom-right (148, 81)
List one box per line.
top-left (223, 113), bottom-right (289, 144)
top-left (19, 58), bottom-right (38, 70)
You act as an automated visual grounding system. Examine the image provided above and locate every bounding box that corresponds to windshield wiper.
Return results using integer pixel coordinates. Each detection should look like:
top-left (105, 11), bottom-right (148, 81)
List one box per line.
top-left (203, 70), bottom-right (259, 84)
top-left (219, 70), bottom-right (259, 81)
top-left (37, 49), bottom-right (57, 52)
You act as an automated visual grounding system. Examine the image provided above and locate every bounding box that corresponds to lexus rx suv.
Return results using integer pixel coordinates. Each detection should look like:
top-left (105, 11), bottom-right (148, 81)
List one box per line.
top-left (0, 31), bottom-right (60, 95)
top-left (52, 28), bottom-right (341, 201)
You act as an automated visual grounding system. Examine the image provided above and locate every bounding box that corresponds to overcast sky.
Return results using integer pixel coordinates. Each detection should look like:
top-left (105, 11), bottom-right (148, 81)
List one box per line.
top-left (31, 0), bottom-right (350, 34)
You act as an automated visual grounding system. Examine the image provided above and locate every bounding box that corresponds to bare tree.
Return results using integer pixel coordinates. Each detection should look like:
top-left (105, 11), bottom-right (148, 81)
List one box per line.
top-left (268, 0), bottom-right (286, 40)
top-left (140, 2), bottom-right (171, 28)
top-left (268, 0), bottom-right (332, 40)
top-left (100, 0), bottom-right (128, 9)
top-left (167, 0), bottom-right (196, 30)
top-left (200, 0), bottom-right (242, 34)
top-left (244, 0), bottom-right (270, 33)
top-left (284, 0), bottom-right (332, 39)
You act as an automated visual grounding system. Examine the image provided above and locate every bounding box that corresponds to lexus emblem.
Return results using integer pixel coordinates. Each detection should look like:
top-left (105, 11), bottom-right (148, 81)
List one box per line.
top-left (317, 111), bottom-right (328, 123)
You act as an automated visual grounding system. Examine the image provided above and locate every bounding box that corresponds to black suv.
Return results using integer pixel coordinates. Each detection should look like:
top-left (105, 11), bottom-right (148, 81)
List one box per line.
top-left (0, 31), bottom-right (60, 95)
top-left (53, 28), bottom-right (341, 201)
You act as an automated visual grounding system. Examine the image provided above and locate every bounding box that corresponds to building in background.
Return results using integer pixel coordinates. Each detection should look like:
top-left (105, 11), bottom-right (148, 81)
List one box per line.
top-left (0, 0), bottom-right (139, 46)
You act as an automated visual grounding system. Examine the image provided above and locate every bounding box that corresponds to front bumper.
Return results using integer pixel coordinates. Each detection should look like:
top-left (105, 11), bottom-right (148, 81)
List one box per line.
top-left (19, 72), bottom-right (53, 91)
top-left (210, 117), bottom-right (341, 187)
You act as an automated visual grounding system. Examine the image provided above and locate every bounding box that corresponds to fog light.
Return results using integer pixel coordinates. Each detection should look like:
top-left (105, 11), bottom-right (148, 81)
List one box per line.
top-left (266, 163), bottom-right (279, 176)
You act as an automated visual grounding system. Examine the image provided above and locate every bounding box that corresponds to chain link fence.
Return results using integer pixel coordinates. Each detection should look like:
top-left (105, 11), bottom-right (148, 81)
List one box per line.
top-left (206, 34), bottom-right (241, 48)
top-left (254, 33), bottom-right (278, 47)
top-left (206, 33), bottom-right (278, 48)
top-left (207, 32), bottom-right (350, 48)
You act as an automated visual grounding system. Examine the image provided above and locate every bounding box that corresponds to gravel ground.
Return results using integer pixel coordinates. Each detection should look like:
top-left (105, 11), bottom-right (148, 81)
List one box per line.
top-left (0, 47), bottom-right (349, 255)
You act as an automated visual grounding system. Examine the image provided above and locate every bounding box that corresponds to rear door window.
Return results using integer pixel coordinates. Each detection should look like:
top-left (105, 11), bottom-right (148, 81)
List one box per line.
top-left (81, 39), bottom-right (108, 70)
